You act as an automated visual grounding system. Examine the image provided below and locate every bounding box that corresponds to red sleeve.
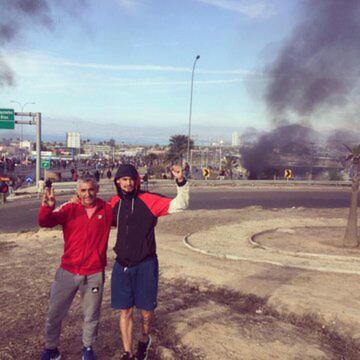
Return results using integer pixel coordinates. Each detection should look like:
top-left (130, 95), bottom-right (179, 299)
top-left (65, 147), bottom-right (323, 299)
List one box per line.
top-left (38, 203), bottom-right (69, 228)
top-left (108, 195), bottom-right (120, 226)
top-left (108, 195), bottom-right (120, 208)
top-left (139, 192), bottom-right (171, 217)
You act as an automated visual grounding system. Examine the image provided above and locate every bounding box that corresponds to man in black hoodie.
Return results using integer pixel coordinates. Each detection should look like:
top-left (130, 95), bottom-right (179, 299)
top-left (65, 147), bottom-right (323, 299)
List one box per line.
top-left (109, 164), bottom-right (189, 360)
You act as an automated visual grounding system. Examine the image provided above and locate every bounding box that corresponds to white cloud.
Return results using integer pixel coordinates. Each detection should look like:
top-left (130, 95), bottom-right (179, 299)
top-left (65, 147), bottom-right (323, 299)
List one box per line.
top-left (114, 0), bottom-right (141, 10)
top-left (93, 78), bottom-right (248, 87)
top-left (195, 0), bottom-right (276, 19)
top-left (5, 50), bottom-right (268, 94)
top-left (41, 57), bottom-right (263, 77)
top-left (7, 50), bottom-right (264, 76)
top-left (49, 60), bottom-right (192, 73)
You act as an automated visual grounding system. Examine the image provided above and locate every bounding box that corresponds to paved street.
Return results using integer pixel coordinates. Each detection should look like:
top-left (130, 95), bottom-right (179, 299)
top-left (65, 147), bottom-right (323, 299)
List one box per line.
top-left (0, 187), bottom-right (353, 233)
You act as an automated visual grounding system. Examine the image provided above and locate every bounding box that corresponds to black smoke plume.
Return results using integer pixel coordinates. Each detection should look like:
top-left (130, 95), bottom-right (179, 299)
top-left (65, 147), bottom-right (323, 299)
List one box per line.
top-left (265, 0), bottom-right (360, 117)
top-left (0, 0), bottom-right (87, 87)
top-left (0, 58), bottom-right (14, 86)
top-left (241, 124), bottom-right (318, 179)
top-left (326, 129), bottom-right (360, 152)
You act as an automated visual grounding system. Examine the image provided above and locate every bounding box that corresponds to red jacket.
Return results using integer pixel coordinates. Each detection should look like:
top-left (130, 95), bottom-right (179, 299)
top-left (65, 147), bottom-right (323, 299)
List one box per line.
top-left (38, 198), bottom-right (112, 275)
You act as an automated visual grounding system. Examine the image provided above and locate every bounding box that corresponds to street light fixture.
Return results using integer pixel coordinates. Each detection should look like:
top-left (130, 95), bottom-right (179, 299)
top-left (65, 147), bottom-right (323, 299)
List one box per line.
top-left (10, 100), bottom-right (36, 143)
top-left (187, 55), bottom-right (200, 167)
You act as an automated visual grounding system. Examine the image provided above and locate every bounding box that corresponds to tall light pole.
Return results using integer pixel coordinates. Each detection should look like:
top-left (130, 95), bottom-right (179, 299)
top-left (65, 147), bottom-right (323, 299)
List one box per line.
top-left (10, 100), bottom-right (36, 143)
top-left (187, 55), bottom-right (200, 166)
top-left (219, 139), bottom-right (223, 173)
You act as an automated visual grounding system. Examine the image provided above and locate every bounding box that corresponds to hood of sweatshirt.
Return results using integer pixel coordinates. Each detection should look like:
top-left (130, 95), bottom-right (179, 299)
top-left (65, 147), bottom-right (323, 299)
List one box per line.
top-left (114, 164), bottom-right (141, 197)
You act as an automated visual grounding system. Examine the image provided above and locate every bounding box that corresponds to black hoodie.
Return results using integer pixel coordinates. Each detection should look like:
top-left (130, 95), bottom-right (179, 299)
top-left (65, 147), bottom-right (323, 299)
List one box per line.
top-left (109, 165), bottom-right (175, 267)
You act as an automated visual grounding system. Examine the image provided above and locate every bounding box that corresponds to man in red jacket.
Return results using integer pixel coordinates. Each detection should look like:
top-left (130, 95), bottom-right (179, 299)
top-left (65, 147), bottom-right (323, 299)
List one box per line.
top-left (38, 176), bottom-right (112, 360)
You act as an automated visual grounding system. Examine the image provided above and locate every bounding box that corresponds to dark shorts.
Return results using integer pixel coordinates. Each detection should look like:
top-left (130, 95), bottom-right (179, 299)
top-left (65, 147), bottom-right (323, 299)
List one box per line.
top-left (111, 256), bottom-right (159, 311)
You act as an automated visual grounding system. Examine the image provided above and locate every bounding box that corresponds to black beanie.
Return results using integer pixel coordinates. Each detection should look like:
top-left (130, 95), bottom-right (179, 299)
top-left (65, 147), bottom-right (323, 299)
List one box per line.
top-left (114, 164), bottom-right (138, 181)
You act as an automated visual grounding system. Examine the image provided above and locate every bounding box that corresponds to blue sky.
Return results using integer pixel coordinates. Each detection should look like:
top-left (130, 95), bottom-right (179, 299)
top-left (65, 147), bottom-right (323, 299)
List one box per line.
top-left (1, 0), bottom-right (301, 142)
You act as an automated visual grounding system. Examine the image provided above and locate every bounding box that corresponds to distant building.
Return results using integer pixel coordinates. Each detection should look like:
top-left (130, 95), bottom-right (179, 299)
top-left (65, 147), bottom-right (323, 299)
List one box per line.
top-left (116, 147), bottom-right (145, 157)
top-left (66, 132), bottom-right (81, 149)
top-left (82, 144), bottom-right (112, 158)
top-left (231, 131), bottom-right (239, 146)
top-left (19, 140), bottom-right (32, 150)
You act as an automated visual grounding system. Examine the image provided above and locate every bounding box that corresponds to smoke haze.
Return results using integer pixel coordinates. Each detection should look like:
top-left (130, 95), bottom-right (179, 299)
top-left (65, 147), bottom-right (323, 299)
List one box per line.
top-left (265, 0), bottom-right (360, 118)
top-left (0, 0), bottom-right (87, 87)
top-left (241, 123), bottom-right (318, 179)
top-left (0, 58), bottom-right (14, 86)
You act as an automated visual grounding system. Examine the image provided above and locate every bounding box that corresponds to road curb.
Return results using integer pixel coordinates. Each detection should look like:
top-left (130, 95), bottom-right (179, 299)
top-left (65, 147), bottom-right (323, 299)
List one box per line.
top-left (183, 228), bottom-right (360, 275)
top-left (249, 227), bottom-right (360, 262)
top-left (183, 233), bottom-right (286, 267)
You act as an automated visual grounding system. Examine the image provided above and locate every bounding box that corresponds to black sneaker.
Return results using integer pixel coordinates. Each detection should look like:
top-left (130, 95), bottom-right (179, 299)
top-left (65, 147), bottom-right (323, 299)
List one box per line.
top-left (40, 348), bottom-right (61, 360)
top-left (120, 352), bottom-right (135, 360)
top-left (136, 335), bottom-right (152, 360)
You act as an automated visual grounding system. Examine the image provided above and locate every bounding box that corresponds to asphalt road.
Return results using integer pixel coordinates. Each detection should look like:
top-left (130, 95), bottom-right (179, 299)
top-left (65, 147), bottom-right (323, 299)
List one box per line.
top-left (0, 187), bottom-right (353, 233)
top-left (0, 188), bottom-right (350, 233)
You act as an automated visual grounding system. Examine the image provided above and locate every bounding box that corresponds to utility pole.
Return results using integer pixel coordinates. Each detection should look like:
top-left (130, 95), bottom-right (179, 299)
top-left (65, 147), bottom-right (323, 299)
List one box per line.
top-left (36, 113), bottom-right (41, 186)
top-left (14, 112), bottom-right (42, 186)
top-left (219, 140), bottom-right (223, 172)
top-left (187, 55), bottom-right (200, 167)
top-left (10, 101), bottom-right (35, 144)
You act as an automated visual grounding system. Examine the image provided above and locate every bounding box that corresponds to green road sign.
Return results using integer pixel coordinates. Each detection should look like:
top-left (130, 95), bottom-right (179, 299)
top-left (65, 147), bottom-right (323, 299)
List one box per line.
top-left (0, 108), bottom-right (15, 129)
top-left (41, 159), bottom-right (51, 169)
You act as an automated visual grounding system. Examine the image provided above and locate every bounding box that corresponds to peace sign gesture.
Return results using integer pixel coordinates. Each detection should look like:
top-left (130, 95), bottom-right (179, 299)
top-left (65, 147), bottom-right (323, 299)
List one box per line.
top-left (42, 187), bottom-right (56, 208)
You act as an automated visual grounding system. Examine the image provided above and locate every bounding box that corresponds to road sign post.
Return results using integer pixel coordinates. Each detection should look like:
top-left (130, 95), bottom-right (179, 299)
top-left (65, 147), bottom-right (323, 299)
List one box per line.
top-left (0, 109), bottom-right (15, 129)
top-left (284, 169), bottom-right (293, 180)
top-left (202, 167), bottom-right (210, 178)
top-left (12, 111), bottom-right (42, 186)
top-left (41, 159), bottom-right (51, 169)
top-left (25, 176), bottom-right (34, 185)
top-left (0, 109), bottom-right (42, 185)
top-left (36, 113), bottom-right (41, 187)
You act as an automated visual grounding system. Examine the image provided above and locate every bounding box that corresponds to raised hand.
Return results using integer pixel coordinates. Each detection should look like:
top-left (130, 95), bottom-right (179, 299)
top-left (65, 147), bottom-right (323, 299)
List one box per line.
top-left (42, 187), bottom-right (56, 208)
top-left (171, 165), bottom-right (184, 182)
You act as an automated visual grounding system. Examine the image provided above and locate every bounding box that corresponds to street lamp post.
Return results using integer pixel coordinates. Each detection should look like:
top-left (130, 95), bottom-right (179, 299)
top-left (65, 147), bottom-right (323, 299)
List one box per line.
top-left (10, 100), bottom-right (36, 143)
top-left (187, 55), bottom-right (200, 167)
top-left (219, 139), bottom-right (223, 173)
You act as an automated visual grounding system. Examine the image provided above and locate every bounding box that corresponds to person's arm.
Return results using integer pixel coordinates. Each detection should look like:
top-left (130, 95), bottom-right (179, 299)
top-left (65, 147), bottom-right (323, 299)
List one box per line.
top-left (108, 195), bottom-right (120, 227)
top-left (168, 180), bottom-right (189, 214)
top-left (144, 165), bottom-right (189, 216)
top-left (38, 188), bottom-right (68, 227)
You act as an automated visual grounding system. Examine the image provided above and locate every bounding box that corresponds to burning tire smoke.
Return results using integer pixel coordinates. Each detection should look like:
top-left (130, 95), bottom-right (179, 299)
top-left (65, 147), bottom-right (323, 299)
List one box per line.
top-left (241, 123), bottom-right (318, 179)
top-left (265, 0), bottom-right (360, 118)
top-left (241, 1), bottom-right (360, 179)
